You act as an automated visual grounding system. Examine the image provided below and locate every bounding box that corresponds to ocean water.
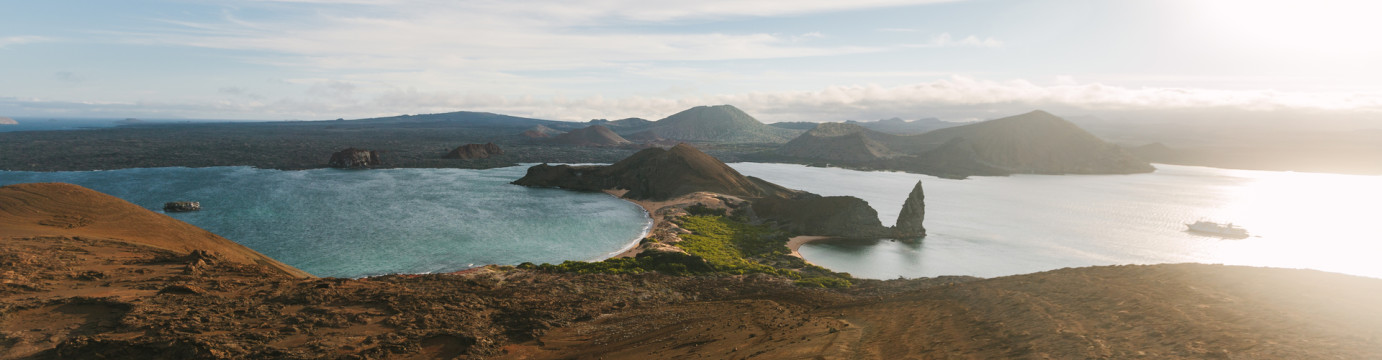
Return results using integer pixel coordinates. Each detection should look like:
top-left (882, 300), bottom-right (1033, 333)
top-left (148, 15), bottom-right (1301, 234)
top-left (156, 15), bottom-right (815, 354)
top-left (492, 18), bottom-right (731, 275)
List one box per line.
top-left (730, 163), bottom-right (1382, 280)
top-left (0, 166), bottom-right (651, 278)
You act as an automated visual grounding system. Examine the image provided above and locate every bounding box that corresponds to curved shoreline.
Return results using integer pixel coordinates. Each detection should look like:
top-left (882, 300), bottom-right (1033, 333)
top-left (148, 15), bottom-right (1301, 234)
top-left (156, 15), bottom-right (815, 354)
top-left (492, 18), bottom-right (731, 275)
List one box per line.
top-left (594, 192), bottom-right (655, 261)
top-left (787, 236), bottom-right (833, 266)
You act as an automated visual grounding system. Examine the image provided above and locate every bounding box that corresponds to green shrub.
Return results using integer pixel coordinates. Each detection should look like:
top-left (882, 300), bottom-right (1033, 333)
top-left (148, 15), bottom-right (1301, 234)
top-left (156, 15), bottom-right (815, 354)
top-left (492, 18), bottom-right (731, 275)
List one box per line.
top-left (527, 214), bottom-right (852, 288)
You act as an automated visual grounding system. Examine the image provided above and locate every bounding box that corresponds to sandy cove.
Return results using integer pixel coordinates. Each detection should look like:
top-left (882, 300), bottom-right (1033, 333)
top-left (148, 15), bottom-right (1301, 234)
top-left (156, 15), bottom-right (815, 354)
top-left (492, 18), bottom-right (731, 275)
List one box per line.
top-left (603, 189), bottom-right (710, 259)
top-left (786, 236), bottom-right (833, 265)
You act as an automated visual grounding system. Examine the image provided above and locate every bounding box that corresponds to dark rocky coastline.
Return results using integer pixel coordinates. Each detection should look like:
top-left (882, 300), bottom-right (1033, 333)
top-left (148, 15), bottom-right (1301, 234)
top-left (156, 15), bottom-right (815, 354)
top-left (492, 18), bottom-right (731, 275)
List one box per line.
top-left (444, 143), bottom-right (504, 159)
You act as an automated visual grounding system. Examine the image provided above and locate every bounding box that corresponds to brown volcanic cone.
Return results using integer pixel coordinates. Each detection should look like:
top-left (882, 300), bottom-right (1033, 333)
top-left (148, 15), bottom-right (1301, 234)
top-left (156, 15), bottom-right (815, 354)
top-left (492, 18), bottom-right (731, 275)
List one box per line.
top-left (546, 125), bottom-right (632, 146)
top-left (0, 183), bottom-right (311, 278)
top-left (515, 143), bottom-right (794, 201)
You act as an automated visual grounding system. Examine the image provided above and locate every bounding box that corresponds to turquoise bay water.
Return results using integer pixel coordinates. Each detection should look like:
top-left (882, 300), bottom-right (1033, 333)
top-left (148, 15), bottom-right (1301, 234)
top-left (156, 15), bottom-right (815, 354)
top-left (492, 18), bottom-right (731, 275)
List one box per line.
top-left (5, 163), bottom-right (1378, 281)
top-left (730, 163), bottom-right (1382, 280)
top-left (0, 166), bottom-right (651, 278)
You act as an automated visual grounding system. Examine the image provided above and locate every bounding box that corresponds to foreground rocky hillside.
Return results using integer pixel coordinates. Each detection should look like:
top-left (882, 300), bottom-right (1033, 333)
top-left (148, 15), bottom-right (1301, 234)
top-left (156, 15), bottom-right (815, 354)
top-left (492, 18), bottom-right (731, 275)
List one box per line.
top-left (2, 183), bottom-right (1381, 359)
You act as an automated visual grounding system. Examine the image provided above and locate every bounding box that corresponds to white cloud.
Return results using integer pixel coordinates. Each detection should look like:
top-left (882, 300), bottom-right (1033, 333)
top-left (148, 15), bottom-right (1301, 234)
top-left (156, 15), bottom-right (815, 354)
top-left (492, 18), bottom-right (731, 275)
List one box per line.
top-left (242, 0), bottom-right (962, 23)
top-left (907, 32), bottom-right (1003, 48)
top-left (114, 1), bottom-right (980, 77)
top-left (0, 36), bottom-right (52, 49)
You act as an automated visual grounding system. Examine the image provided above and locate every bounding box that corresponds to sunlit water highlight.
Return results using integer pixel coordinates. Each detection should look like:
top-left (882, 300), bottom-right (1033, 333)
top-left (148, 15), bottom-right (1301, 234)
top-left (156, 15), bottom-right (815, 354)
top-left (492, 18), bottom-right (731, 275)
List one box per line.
top-left (730, 163), bottom-right (1382, 279)
top-left (0, 166), bottom-right (651, 278)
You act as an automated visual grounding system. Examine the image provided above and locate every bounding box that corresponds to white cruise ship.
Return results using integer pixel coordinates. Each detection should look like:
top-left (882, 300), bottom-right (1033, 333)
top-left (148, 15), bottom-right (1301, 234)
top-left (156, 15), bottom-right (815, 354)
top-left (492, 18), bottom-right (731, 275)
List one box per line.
top-left (1186, 220), bottom-right (1249, 238)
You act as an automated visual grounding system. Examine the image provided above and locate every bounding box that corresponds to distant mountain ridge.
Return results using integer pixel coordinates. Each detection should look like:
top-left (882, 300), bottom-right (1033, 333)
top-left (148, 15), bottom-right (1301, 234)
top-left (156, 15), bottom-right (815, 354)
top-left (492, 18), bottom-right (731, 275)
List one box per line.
top-left (764, 110), bottom-right (1153, 178)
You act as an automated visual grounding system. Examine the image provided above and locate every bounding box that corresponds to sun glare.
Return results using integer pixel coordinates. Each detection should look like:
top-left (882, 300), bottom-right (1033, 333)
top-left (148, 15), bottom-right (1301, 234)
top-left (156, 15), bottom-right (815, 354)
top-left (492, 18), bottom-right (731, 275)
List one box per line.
top-left (1215, 170), bottom-right (1382, 275)
top-left (1191, 0), bottom-right (1382, 56)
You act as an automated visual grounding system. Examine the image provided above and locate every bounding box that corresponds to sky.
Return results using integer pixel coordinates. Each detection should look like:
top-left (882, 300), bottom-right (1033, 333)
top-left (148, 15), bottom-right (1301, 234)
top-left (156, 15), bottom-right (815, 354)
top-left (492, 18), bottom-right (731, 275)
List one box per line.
top-left (2, 0), bottom-right (1381, 123)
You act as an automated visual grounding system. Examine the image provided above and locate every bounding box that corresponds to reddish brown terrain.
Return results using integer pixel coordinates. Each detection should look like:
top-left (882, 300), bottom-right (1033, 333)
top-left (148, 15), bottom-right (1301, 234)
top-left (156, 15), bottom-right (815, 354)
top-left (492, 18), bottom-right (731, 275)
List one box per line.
top-left (3, 183), bottom-right (1382, 359)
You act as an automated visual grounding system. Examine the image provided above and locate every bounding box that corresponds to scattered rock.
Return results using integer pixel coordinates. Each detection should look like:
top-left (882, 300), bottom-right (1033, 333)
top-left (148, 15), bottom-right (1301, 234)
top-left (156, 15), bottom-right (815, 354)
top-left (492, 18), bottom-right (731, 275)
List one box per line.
top-left (163, 202), bottom-right (201, 212)
top-left (327, 148), bottom-right (382, 168)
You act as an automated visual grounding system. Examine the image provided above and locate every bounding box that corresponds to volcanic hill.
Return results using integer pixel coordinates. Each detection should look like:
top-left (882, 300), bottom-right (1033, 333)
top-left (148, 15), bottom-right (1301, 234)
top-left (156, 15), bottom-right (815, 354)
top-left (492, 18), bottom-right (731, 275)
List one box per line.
top-left (639, 105), bottom-right (803, 143)
top-left (514, 143), bottom-right (903, 238)
top-left (514, 143), bottom-right (793, 201)
top-left (519, 124), bottom-right (564, 139)
top-left (775, 123), bottom-right (905, 163)
top-left (545, 125), bottom-right (632, 146)
top-left (900, 110), bottom-right (1153, 174)
top-left (768, 110), bottom-right (1153, 178)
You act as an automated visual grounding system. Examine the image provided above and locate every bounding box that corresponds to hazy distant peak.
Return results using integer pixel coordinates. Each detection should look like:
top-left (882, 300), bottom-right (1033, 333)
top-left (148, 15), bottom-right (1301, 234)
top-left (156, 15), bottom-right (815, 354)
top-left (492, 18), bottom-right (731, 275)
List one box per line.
top-left (645, 104), bottom-right (802, 143)
top-left (659, 104), bottom-right (757, 125)
top-left (0, 117), bottom-right (17, 125)
top-left (1016, 109), bottom-right (1058, 119)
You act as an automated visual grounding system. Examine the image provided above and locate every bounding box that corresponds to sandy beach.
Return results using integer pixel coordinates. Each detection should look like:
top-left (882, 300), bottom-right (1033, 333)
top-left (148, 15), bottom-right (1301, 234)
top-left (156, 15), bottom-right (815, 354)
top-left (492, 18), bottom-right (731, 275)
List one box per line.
top-left (786, 236), bottom-right (833, 265)
top-left (604, 189), bottom-right (679, 259)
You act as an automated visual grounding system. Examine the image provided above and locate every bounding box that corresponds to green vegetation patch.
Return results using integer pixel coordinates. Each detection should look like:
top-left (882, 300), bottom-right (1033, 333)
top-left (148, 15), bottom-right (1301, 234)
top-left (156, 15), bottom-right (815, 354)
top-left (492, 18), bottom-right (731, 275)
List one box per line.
top-left (528, 214), bottom-right (853, 288)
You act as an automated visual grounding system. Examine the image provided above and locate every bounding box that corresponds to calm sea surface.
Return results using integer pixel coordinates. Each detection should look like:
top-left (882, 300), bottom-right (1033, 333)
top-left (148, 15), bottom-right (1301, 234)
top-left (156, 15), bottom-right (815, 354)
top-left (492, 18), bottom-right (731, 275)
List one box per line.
top-left (4, 163), bottom-right (1378, 280)
top-left (0, 166), bottom-right (651, 278)
top-left (730, 163), bottom-right (1382, 279)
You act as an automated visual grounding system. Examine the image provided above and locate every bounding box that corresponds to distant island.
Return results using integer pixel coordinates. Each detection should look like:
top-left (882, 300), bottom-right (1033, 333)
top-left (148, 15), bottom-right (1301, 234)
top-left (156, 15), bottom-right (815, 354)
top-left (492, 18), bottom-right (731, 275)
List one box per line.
top-left (0, 105), bottom-right (799, 172)
top-left (3, 105), bottom-right (1375, 176)
top-left (0, 117), bottom-right (17, 125)
top-left (756, 110), bottom-right (1154, 178)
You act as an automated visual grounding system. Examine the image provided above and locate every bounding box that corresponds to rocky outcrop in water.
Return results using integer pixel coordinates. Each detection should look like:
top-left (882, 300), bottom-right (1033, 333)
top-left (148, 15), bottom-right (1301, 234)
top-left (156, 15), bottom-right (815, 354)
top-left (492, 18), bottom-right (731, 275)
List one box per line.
top-left (751, 195), bottom-right (889, 238)
top-left (327, 148), bottom-right (382, 168)
top-left (894, 181), bottom-right (926, 238)
top-left (515, 143), bottom-right (894, 238)
top-left (445, 143), bottom-right (504, 159)
top-left (0, 117), bottom-right (16, 125)
top-left (163, 201), bottom-right (201, 212)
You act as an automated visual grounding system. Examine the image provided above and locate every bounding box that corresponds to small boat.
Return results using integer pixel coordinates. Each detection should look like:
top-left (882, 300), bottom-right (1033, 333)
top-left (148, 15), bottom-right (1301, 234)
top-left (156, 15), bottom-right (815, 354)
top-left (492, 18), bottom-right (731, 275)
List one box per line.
top-left (1186, 220), bottom-right (1249, 238)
